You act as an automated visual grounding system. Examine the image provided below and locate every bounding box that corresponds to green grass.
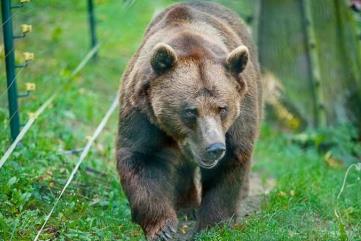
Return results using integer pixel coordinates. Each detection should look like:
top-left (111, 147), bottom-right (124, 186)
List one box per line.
top-left (1, 1), bottom-right (361, 240)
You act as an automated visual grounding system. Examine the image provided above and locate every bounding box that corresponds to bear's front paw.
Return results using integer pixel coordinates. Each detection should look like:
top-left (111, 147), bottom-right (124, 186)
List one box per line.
top-left (147, 219), bottom-right (178, 241)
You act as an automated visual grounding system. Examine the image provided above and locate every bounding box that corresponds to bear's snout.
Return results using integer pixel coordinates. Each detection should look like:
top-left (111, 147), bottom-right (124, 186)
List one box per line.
top-left (205, 143), bottom-right (226, 162)
top-left (198, 143), bottom-right (226, 169)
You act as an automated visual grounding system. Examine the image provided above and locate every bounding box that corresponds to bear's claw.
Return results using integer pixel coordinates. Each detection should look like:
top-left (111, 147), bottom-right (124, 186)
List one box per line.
top-left (151, 220), bottom-right (177, 241)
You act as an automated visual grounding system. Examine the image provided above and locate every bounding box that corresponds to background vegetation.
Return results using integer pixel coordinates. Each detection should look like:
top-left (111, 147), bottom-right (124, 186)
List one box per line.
top-left (1, 0), bottom-right (360, 240)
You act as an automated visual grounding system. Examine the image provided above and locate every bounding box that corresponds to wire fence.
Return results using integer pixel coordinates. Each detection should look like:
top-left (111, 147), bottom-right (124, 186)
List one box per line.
top-left (0, 1), bottom-right (126, 239)
top-left (33, 94), bottom-right (119, 241)
top-left (0, 43), bottom-right (100, 169)
top-left (1, 0), bottom-right (99, 141)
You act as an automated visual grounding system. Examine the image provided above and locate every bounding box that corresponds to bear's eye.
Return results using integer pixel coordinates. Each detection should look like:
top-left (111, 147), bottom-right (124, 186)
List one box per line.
top-left (219, 106), bottom-right (228, 118)
top-left (183, 107), bottom-right (198, 119)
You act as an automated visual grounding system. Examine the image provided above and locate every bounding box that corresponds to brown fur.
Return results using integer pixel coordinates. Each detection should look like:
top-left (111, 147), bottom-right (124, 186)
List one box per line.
top-left (116, 2), bottom-right (262, 240)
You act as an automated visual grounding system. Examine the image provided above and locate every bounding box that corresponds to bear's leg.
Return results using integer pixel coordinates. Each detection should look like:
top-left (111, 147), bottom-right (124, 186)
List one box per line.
top-left (197, 158), bottom-right (250, 230)
top-left (175, 165), bottom-right (201, 211)
top-left (117, 149), bottom-right (178, 241)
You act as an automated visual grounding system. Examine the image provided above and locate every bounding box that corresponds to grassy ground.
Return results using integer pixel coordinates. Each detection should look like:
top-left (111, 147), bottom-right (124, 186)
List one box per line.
top-left (1, 1), bottom-right (360, 240)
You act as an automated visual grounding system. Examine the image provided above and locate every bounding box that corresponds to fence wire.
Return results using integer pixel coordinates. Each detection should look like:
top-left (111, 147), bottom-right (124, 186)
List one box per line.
top-left (0, 44), bottom-right (100, 170)
top-left (33, 93), bottom-right (119, 241)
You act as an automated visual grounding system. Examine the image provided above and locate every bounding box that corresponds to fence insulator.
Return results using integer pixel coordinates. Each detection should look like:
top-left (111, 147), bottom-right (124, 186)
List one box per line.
top-left (23, 52), bottom-right (34, 61)
top-left (12, 0), bottom-right (31, 8)
top-left (18, 82), bottom-right (35, 98)
top-left (26, 82), bottom-right (36, 91)
top-left (14, 24), bottom-right (32, 38)
top-left (21, 24), bottom-right (32, 33)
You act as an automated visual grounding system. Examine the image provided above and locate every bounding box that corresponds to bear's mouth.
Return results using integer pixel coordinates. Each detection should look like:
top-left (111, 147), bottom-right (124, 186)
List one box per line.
top-left (199, 159), bottom-right (219, 169)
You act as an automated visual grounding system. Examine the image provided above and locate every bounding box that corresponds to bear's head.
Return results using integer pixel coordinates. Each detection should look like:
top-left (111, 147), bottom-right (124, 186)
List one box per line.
top-left (133, 35), bottom-right (249, 169)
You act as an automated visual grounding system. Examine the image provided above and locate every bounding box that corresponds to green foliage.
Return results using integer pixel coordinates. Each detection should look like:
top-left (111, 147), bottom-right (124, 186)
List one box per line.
top-left (291, 125), bottom-right (361, 165)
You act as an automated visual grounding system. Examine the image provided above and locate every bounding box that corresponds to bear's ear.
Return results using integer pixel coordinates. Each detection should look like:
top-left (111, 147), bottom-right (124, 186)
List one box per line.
top-left (226, 45), bottom-right (249, 75)
top-left (151, 43), bottom-right (177, 74)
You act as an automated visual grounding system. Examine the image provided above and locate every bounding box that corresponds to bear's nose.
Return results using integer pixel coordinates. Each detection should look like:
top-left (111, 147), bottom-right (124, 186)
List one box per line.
top-left (206, 143), bottom-right (226, 161)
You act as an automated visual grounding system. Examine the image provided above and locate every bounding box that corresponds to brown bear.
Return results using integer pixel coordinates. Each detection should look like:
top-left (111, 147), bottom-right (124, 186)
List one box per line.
top-left (116, 1), bottom-right (262, 240)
